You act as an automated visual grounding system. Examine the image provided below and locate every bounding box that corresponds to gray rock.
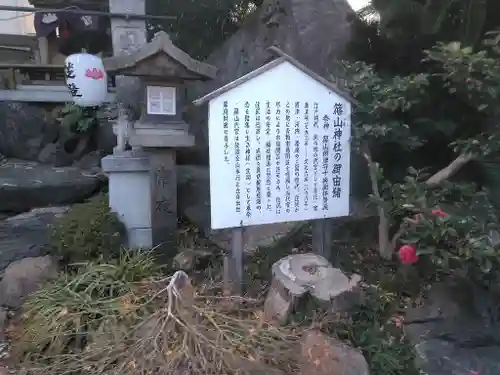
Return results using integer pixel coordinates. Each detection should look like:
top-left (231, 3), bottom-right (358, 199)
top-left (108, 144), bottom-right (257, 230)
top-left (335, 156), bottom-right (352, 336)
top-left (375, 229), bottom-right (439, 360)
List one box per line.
top-left (73, 150), bottom-right (102, 172)
top-left (173, 248), bottom-right (213, 271)
top-left (0, 159), bottom-right (100, 213)
top-left (97, 123), bottom-right (117, 155)
top-left (177, 165), bottom-right (304, 253)
top-left (183, 0), bottom-right (355, 165)
top-left (404, 280), bottom-right (500, 375)
top-left (0, 101), bottom-right (115, 166)
top-left (0, 255), bottom-right (58, 309)
top-left (0, 207), bottom-right (69, 272)
top-left (36, 142), bottom-right (73, 166)
top-left (0, 102), bottom-right (58, 161)
top-left (36, 142), bottom-right (59, 164)
top-left (299, 330), bottom-right (369, 375)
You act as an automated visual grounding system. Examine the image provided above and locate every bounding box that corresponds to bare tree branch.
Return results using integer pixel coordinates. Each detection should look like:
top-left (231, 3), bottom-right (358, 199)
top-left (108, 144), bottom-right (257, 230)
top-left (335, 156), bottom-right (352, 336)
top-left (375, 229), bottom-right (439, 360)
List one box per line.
top-left (425, 152), bottom-right (474, 186)
top-left (362, 144), bottom-right (392, 259)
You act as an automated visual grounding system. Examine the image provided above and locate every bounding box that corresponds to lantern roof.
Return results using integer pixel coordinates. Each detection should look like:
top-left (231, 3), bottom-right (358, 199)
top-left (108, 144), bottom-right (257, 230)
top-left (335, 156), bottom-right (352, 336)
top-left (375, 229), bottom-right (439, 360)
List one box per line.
top-left (103, 31), bottom-right (217, 81)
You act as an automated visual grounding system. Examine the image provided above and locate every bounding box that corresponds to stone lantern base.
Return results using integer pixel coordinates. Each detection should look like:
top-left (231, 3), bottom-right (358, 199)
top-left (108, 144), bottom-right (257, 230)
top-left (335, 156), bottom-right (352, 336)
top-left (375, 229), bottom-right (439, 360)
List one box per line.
top-left (102, 150), bottom-right (152, 249)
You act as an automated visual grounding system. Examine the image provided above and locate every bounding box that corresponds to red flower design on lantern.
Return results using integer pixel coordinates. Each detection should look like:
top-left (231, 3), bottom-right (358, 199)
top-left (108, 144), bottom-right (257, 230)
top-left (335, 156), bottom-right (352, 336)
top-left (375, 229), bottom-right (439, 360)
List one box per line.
top-left (85, 68), bottom-right (105, 80)
top-left (431, 209), bottom-right (448, 217)
top-left (398, 244), bottom-right (419, 264)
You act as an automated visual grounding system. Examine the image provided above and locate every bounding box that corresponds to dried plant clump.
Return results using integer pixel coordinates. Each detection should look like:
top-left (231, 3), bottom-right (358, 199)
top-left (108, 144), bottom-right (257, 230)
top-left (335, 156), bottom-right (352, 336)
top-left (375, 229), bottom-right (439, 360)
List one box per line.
top-left (14, 267), bottom-right (300, 375)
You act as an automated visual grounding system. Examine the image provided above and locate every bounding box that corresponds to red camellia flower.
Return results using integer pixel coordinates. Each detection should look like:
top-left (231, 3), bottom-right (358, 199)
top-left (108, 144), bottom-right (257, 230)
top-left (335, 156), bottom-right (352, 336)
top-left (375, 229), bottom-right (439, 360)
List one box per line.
top-left (398, 244), bottom-right (419, 265)
top-left (431, 209), bottom-right (449, 217)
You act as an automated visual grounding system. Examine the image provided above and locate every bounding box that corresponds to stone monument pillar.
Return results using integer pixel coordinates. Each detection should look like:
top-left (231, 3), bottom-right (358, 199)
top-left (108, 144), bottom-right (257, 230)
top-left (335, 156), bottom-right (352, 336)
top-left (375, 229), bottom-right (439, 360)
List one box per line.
top-left (102, 0), bottom-right (151, 248)
top-left (103, 31), bottom-right (216, 252)
top-left (109, 0), bottom-right (146, 109)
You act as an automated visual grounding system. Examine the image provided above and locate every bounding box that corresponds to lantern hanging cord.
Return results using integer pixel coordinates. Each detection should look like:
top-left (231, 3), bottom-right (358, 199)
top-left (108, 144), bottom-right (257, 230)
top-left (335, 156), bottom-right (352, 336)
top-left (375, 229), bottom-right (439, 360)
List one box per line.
top-left (0, 5), bottom-right (87, 21)
top-left (0, 5), bottom-right (176, 22)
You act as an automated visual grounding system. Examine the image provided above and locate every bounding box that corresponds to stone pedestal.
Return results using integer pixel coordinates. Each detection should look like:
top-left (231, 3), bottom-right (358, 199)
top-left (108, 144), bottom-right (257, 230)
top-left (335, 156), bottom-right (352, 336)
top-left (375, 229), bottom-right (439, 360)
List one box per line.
top-left (102, 151), bottom-right (152, 249)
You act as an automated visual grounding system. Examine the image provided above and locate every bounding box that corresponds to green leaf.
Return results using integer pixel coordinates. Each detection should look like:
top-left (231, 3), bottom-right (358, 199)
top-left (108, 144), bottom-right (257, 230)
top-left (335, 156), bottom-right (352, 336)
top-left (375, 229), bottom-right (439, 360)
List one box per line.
top-left (402, 235), bottom-right (421, 243)
top-left (416, 247), bottom-right (436, 255)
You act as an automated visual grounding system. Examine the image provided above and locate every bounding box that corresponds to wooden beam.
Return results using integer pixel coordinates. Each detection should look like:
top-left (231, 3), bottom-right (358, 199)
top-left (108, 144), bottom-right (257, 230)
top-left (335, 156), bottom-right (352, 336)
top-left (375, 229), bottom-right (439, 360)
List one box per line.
top-left (0, 5), bottom-right (176, 21)
top-left (0, 86), bottom-right (116, 103)
top-left (0, 63), bottom-right (64, 70)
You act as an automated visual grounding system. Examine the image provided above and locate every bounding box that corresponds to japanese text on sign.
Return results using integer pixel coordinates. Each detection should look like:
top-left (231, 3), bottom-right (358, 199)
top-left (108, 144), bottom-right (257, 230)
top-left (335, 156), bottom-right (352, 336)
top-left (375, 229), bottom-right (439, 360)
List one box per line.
top-left (207, 66), bottom-right (352, 229)
top-left (209, 99), bottom-right (350, 229)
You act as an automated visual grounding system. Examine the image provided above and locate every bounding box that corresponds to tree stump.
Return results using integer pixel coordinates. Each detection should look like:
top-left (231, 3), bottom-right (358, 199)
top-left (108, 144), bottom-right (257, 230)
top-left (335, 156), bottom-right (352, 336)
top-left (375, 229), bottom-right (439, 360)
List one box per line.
top-left (263, 253), bottom-right (361, 324)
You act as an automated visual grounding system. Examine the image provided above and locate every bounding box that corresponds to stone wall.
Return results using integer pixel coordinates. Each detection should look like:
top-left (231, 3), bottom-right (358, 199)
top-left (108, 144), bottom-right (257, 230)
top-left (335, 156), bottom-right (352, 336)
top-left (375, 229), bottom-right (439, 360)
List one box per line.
top-left (0, 101), bottom-right (116, 165)
top-left (182, 0), bottom-right (356, 165)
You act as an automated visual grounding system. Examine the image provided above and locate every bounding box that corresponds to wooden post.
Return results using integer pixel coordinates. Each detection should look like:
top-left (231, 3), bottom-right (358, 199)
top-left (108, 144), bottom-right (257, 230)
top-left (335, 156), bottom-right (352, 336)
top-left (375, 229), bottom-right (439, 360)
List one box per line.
top-left (312, 218), bottom-right (332, 260)
top-left (37, 37), bottom-right (48, 64)
top-left (229, 226), bottom-right (244, 295)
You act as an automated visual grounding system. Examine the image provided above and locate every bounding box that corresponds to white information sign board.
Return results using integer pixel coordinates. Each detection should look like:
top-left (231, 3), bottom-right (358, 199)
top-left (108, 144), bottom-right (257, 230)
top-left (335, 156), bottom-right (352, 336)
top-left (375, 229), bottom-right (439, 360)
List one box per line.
top-left (207, 60), bottom-right (351, 230)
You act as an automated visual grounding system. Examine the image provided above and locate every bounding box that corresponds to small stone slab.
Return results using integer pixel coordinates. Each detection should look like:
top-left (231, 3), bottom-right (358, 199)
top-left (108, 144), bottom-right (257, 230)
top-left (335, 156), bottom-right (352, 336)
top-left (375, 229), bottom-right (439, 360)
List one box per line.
top-left (177, 165), bottom-right (304, 253)
top-left (0, 159), bottom-right (100, 213)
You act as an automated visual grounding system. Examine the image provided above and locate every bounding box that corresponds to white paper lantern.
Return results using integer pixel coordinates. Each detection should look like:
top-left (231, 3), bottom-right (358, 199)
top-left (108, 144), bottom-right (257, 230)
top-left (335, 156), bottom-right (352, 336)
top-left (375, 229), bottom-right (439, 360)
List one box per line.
top-left (64, 53), bottom-right (107, 107)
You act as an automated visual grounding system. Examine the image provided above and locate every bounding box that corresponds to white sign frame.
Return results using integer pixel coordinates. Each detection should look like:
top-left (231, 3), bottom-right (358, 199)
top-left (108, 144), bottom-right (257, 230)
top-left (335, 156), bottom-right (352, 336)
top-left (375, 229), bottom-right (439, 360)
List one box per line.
top-left (205, 60), bottom-right (352, 230)
top-left (146, 86), bottom-right (176, 115)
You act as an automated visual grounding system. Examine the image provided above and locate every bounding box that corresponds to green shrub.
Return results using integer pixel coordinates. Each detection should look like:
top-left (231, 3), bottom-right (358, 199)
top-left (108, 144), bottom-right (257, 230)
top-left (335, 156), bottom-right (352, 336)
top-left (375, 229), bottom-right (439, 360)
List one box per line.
top-left (13, 250), bottom-right (161, 360)
top-left (333, 286), bottom-right (418, 375)
top-left (57, 102), bottom-right (99, 135)
top-left (49, 193), bottom-right (125, 263)
top-left (345, 34), bottom-right (500, 286)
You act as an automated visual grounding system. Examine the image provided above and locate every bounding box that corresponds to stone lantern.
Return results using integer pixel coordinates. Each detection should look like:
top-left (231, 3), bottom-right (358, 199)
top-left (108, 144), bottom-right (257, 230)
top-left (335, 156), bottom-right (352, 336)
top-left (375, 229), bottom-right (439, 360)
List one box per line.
top-left (101, 31), bottom-right (216, 251)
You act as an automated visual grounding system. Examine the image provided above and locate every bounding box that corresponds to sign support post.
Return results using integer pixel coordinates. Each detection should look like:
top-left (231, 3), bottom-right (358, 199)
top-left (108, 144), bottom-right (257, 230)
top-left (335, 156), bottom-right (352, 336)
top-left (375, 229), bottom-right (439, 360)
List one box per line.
top-left (312, 219), bottom-right (332, 259)
top-left (194, 47), bottom-right (355, 296)
top-left (230, 225), bottom-right (245, 295)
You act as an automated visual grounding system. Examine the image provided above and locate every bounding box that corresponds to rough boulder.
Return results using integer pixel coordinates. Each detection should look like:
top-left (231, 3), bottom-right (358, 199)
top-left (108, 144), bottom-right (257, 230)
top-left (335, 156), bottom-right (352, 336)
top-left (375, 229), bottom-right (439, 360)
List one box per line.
top-left (0, 160), bottom-right (100, 213)
top-left (184, 0), bottom-right (356, 165)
